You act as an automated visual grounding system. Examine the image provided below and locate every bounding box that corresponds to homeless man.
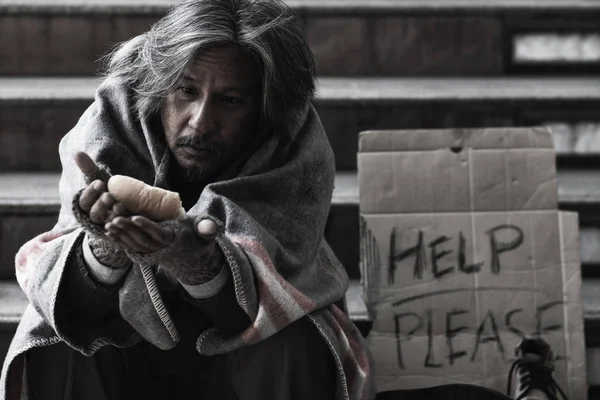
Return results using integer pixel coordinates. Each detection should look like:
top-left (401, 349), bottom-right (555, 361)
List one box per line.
top-left (0, 0), bottom-right (374, 399)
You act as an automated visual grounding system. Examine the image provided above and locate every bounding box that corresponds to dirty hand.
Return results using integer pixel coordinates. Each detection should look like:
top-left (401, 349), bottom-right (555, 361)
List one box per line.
top-left (167, 217), bottom-right (223, 285)
top-left (74, 151), bottom-right (171, 253)
top-left (111, 216), bottom-right (223, 284)
top-left (73, 151), bottom-right (134, 269)
top-left (103, 217), bottom-right (218, 255)
top-left (73, 152), bottom-right (121, 221)
top-left (104, 215), bottom-right (177, 254)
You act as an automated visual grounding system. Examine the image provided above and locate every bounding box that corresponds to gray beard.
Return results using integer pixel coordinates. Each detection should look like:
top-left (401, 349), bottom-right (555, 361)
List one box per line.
top-left (183, 167), bottom-right (206, 184)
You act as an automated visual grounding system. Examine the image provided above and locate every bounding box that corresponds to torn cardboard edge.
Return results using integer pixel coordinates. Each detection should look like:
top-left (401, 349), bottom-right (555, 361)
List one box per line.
top-left (358, 127), bottom-right (554, 153)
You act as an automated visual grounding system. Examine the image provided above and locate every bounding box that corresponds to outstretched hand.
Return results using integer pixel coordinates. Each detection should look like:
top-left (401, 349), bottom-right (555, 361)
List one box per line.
top-left (105, 216), bottom-right (176, 253)
top-left (73, 151), bottom-right (219, 254)
top-left (104, 217), bottom-right (218, 254)
top-left (74, 151), bottom-right (127, 225)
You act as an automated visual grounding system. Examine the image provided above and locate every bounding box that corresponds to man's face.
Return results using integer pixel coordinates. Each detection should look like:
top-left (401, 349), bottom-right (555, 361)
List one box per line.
top-left (162, 44), bottom-right (261, 184)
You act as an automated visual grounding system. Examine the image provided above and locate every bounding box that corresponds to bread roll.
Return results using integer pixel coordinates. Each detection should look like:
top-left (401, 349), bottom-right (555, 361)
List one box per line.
top-left (107, 175), bottom-right (185, 221)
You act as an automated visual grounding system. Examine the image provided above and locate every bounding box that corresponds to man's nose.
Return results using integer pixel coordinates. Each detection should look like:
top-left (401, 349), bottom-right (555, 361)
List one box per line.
top-left (188, 99), bottom-right (216, 133)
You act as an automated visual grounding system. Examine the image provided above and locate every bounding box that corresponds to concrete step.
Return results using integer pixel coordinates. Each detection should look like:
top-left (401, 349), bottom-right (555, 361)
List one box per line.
top-left (3, 0), bottom-right (599, 13)
top-left (2, 171), bottom-right (600, 280)
top-left (0, 1), bottom-right (599, 76)
top-left (2, 278), bottom-right (600, 391)
top-left (1, 77), bottom-right (600, 171)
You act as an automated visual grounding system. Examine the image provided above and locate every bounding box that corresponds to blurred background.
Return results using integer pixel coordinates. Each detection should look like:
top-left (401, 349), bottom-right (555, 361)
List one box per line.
top-left (0, 0), bottom-right (599, 396)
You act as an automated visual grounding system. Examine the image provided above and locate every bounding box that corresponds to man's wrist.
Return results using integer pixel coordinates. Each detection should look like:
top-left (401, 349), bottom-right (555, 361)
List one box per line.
top-left (179, 266), bottom-right (229, 299)
top-left (126, 218), bottom-right (226, 282)
top-left (83, 234), bottom-right (131, 285)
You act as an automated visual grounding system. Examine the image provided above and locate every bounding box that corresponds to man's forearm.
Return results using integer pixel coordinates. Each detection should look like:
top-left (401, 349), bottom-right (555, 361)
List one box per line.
top-left (158, 230), bottom-right (252, 334)
top-left (180, 268), bottom-right (252, 335)
top-left (171, 243), bottom-right (251, 334)
top-left (55, 235), bottom-right (130, 333)
top-left (118, 218), bottom-right (252, 334)
top-left (179, 265), bottom-right (229, 298)
top-left (48, 234), bottom-right (137, 351)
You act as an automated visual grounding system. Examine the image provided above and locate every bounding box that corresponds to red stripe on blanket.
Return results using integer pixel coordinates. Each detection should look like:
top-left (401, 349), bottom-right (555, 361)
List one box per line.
top-left (15, 230), bottom-right (65, 272)
top-left (257, 278), bottom-right (297, 331)
top-left (242, 281), bottom-right (295, 344)
top-left (342, 348), bottom-right (359, 396)
top-left (328, 304), bottom-right (372, 398)
top-left (232, 236), bottom-right (318, 313)
top-left (241, 324), bottom-right (262, 343)
top-left (330, 304), bottom-right (371, 371)
top-left (240, 277), bottom-right (300, 345)
top-left (15, 240), bottom-right (39, 273)
top-left (15, 230), bottom-right (67, 296)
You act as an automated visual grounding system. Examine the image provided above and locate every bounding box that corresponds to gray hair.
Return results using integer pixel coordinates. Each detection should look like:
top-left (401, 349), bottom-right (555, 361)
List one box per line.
top-left (103, 0), bottom-right (316, 133)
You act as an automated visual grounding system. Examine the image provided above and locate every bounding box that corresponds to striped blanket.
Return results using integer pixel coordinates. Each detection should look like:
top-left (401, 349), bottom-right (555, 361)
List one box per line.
top-left (0, 76), bottom-right (375, 400)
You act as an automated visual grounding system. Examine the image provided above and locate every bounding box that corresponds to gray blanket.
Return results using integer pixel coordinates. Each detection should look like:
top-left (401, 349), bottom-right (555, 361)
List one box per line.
top-left (1, 76), bottom-right (375, 400)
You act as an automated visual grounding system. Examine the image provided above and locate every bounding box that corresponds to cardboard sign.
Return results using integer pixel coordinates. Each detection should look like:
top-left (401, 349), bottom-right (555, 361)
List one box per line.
top-left (358, 127), bottom-right (587, 398)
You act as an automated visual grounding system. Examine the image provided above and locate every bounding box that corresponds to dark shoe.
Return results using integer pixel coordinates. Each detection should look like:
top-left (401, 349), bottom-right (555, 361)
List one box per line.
top-left (507, 337), bottom-right (568, 400)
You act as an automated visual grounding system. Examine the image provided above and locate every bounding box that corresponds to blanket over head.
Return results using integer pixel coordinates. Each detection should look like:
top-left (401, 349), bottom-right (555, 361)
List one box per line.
top-left (0, 76), bottom-right (375, 400)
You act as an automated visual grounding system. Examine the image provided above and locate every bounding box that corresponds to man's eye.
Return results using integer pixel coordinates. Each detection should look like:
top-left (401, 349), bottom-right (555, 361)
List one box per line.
top-left (180, 87), bottom-right (197, 96)
top-left (223, 95), bottom-right (244, 104)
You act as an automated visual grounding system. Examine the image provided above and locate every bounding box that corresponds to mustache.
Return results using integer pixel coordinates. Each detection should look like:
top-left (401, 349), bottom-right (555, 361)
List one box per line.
top-left (176, 135), bottom-right (223, 156)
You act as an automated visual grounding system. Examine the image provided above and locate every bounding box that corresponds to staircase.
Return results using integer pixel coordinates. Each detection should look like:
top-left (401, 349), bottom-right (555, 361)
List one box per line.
top-left (1, 0), bottom-right (600, 396)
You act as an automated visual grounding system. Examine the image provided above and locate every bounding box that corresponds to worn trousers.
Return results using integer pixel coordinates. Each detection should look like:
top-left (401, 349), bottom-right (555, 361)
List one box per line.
top-left (26, 316), bottom-right (337, 400)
